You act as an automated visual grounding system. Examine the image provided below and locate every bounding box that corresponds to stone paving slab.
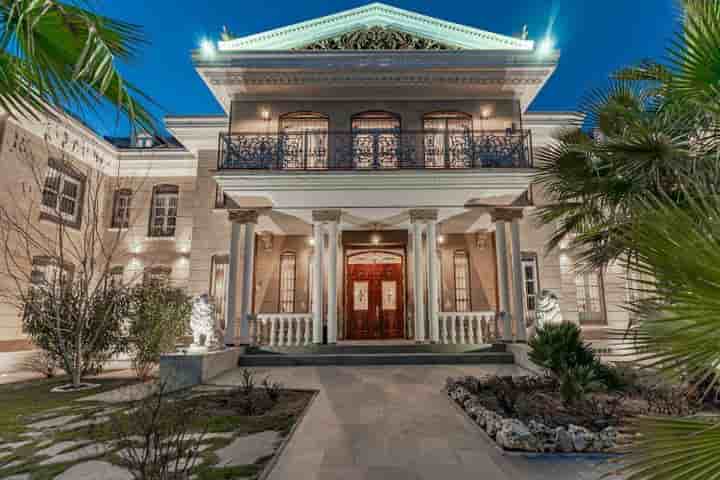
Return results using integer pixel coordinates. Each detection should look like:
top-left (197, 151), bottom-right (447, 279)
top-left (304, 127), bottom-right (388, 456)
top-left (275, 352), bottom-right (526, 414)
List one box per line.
top-left (38, 442), bottom-right (114, 466)
top-left (210, 365), bottom-right (624, 480)
top-left (214, 431), bottom-right (281, 467)
top-left (53, 461), bottom-right (132, 480)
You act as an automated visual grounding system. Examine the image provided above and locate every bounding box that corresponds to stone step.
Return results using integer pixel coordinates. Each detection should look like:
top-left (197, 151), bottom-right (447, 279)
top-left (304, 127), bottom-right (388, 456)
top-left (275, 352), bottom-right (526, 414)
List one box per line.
top-left (246, 343), bottom-right (506, 356)
top-left (238, 351), bottom-right (514, 367)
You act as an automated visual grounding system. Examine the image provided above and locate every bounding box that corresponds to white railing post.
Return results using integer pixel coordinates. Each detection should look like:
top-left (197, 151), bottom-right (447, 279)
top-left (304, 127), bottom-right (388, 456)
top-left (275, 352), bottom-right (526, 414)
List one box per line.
top-left (467, 315), bottom-right (475, 344)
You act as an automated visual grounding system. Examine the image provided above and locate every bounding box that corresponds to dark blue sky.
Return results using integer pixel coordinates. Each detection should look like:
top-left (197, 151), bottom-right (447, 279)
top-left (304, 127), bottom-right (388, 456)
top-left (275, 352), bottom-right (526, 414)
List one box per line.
top-left (90, 0), bottom-right (677, 137)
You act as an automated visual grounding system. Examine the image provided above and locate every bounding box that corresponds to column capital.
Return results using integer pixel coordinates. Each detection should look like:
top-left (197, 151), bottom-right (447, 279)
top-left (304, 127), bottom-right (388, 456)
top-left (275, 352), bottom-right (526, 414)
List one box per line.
top-left (312, 209), bottom-right (342, 223)
top-left (409, 209), bottom-right (438, 223)
top-left (228, 209), bottom-right (261, 224)
top-left (490, 208), bottom-right (524, 223)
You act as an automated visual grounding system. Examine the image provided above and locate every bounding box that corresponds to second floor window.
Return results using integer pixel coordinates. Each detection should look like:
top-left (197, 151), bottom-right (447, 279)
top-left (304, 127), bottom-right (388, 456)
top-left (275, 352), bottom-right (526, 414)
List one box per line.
top-left (351, 111), bottom-right (401, 168)
top-left (111, 189), bottom-right (132, 229)
top-left (41, 163), bottom-right (84, 226)
top-left (454, 250), bottom-right (471, 312)
top-left (423, 112), bottom-right (473, 168)
top-left (280, 112), bottom-right (329, 169)
top-left (149, 185), bottom-right (178, 237)
top-left (279, 252), bottom-right (297, 313)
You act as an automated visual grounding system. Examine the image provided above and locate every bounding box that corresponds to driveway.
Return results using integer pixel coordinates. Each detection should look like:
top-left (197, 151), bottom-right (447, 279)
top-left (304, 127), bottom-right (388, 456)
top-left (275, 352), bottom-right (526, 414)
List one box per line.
top-left (210, 365), bottom-right (620, 480)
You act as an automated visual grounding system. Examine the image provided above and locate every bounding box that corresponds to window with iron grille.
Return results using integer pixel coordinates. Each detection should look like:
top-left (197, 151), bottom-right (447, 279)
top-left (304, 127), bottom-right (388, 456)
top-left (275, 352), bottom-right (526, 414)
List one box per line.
top-left (109, 266), bottom-right (124, 287)
top-left (31, 256), bottom-right (74, 288)
top-left (279, 252), bottom-right (297, 313)
top-left (454, 250), bottom-right (471, 312)
top-left (41, 162), bottom-right (84, 227)
top-left (111, 189), bottom-right (132, 229)
top-left (149, 185), bottom-right (178, 237)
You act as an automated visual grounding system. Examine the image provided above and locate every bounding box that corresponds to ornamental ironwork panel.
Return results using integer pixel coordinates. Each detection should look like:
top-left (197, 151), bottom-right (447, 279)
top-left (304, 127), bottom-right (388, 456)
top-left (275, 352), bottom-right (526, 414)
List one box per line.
top-left (218, 130), bottom-right (533, 170)
top-left (296, 27), bottom-right (458, 51)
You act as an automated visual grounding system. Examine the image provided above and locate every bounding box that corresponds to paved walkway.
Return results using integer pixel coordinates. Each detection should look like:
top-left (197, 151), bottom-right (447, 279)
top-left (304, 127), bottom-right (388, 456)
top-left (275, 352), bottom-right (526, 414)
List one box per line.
top-left (211, 365), bottom-right (620, 480)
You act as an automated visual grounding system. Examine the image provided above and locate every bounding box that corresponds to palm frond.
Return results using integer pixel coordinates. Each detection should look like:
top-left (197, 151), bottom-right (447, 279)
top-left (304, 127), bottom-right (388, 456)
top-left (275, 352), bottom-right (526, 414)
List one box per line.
top-left (0, 0), bottom-right (156, 132)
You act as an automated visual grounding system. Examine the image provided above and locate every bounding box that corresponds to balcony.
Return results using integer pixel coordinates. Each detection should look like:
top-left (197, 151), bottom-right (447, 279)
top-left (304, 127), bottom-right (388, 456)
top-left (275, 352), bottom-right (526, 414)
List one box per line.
top-left (217, 129), bottom-right (533, 171)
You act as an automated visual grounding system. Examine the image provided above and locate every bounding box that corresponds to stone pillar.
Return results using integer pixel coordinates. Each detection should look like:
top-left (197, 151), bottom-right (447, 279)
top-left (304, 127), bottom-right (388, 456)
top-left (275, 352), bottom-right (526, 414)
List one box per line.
top-left (312, 219), bottom-right (325, 344)
top-left (426, 219), bottom-right (440, 343)
top-left (410, 209), bottom-right (437, 342)
top-left (492, 208), bottom-right (526, 342)
top-left (510, 217), bottom-right (527, 342)
top-left (314, 210), bottom-right (342, 344)
top-left (224, 221), bottom-right (242, 346)
top-left (226, 209), bottom-right (259, 345)
top-left (492, 212), bottom-right (512, 342)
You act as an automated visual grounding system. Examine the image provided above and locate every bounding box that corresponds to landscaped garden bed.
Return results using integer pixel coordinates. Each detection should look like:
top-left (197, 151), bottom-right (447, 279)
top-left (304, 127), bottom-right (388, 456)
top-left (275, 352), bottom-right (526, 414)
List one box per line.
top-left (446, 322), bottom-right (710, 454)
top-left (0, 370), bottom-right (315, 480)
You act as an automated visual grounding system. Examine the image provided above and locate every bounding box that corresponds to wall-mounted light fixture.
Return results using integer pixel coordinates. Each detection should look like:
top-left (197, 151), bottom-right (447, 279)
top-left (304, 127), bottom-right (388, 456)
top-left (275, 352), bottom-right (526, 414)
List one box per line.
top-left (200, 38), bottom-right (216, 58)
top-left (437, 235), bottom-right (446, 245)
top-left (260, 109), bottom-right (271, 121)
top-left (308, 237), bottom-right (316, 246)
top-left (371, 234), bottom-right (381, 245)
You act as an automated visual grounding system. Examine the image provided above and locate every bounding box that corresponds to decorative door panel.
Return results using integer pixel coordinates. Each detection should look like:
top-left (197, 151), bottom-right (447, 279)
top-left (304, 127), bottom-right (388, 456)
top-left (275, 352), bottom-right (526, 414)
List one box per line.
top-left (346, 254), bottom-right (404, 340)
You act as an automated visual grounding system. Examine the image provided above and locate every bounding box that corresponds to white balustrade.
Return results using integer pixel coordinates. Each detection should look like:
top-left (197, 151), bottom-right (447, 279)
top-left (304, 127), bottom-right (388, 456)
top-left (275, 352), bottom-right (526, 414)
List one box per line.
top-left (436, 312), bottom-right (497, 345)
top-left (251, 314), bottom-right (313, 346)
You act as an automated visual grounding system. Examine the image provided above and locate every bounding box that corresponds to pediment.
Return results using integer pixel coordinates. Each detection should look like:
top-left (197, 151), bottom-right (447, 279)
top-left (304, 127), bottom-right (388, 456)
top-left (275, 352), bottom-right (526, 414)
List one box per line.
top-left (219, 3), bottom-right (533, 52)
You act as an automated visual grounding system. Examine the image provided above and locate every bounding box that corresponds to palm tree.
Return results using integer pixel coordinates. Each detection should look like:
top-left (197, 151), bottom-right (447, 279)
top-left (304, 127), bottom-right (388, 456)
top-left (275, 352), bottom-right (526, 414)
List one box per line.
top-left (534, 1), bottom-right (720, 272)
top-left (0, 0), bottom-right (154, 131)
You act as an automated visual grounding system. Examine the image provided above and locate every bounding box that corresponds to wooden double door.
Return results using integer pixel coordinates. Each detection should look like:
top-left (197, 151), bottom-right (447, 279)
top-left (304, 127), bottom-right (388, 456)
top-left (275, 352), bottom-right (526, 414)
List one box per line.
top-left (346, 253), bottom-right (404, 340)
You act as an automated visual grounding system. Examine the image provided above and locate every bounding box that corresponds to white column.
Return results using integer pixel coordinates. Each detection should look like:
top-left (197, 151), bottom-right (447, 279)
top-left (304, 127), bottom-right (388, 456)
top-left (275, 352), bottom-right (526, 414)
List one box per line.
top-left (326, 220), bottom-right (339, 344)
top-left (239, 221), bottom-right (256, 343)
top-left (426, 221), bottom-right (440, 343)
top-left (224, 221), bottom-right (242, 346)
top-left (412, 220), bottom-right (426, 342)
top-left (494, 218), bottom-right (512, 342)
top-left (312, 222), bottom-right (324, 344)
top-left (510, 218), bottom-right (527, 342)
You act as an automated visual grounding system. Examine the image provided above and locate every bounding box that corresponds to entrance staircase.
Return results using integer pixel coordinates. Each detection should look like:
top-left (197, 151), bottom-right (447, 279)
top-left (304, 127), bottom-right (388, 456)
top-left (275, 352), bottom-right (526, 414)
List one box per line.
top-left (238, 342), bottom-right (514, 367)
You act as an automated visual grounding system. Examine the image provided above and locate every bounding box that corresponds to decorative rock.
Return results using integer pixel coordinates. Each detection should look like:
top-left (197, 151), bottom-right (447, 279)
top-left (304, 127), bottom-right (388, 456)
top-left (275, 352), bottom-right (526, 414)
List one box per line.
top-left (54, 461), bottom-right (132, 480)
top-left (0, 440), bottom-right (32, 450)
top-left (214, 431), bottom-right (281, 467)
top-left (484, 411), bottom-right (503, 438)
top-left (3, 474), bottom-right (30, 480)
top-left (496, 419), bottom-right (540, 452)
top-left (597, 426), bottom-right (618, 451)
top-left (529, 420), bottom-right (557, 452)
top-left (568, 425), bottom-right (595, 453)
top-left (59, 416), bottom-right (110, 431)
top-left (555, 427), bottom-right (574, 453)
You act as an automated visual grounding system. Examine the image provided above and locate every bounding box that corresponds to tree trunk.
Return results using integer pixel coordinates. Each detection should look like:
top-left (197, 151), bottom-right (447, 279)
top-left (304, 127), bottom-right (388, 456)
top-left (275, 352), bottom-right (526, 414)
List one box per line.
top-left (73, 335), bottom-right (83, 388)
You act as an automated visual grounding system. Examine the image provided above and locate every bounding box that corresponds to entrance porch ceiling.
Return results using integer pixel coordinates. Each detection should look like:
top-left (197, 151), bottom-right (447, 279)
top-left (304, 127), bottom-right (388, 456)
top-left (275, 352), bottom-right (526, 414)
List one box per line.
top-left (251, 205), bottom-right (511, 236)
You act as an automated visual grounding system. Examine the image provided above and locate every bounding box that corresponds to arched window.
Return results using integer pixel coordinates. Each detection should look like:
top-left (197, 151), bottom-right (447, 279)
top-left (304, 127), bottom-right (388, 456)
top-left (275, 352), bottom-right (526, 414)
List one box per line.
top-left (279, 112), bottom-right (329, 169)
top-left (351, 111), bottom-right (401, 168)
top-left (453, 250), bottom-right (471, 312)
top-left (423, 112), bottom-right (473, 168)
top-left (148, 184), bottom-right (179, 237)
top-left (279, 252), bottom-right (297, 313)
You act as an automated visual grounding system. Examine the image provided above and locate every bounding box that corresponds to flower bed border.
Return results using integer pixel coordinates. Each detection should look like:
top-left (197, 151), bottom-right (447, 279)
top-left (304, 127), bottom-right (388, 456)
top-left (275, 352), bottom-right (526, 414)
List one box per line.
top-left (446, 378), bottom-right (624, 456)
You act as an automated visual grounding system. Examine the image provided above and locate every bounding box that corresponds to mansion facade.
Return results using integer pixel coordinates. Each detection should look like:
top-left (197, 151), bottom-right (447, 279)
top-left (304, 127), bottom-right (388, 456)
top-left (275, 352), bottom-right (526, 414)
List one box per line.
top-left (0, 4), bottom-right (631, 349)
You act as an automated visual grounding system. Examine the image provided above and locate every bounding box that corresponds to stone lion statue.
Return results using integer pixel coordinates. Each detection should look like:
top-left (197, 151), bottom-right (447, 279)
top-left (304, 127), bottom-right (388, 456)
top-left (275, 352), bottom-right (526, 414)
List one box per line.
top-left (529, 289), bottom-right (563, 336)
top-left (190, 294), bottom-right (217, 350)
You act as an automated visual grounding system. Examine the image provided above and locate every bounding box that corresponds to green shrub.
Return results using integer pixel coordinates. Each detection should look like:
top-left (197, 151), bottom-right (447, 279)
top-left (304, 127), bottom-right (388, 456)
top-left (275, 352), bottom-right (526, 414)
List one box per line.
top-left (127, 284), bottom-right (192, 380)
top-left (559, 364), bottom-right (605, 405)
top-left (528, 322), bottom-right (596, 375)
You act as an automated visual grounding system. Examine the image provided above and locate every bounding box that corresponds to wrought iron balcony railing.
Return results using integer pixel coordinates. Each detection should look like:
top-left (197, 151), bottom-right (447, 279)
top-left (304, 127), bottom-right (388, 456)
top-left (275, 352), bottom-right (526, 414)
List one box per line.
top-left (217, 129), bottom-right (533, 171)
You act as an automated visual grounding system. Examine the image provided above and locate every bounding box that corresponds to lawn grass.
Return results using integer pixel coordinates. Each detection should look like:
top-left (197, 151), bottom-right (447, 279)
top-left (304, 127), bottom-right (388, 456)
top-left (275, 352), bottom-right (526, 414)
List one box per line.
top-left (0, 374), bottom-right (140, 440)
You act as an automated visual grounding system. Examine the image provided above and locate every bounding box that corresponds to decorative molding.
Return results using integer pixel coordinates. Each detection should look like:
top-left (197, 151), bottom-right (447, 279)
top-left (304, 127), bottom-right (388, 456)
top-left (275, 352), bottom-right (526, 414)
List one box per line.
top-left (409, 209), bottom-right (439, 223)
top-left (312, 209), bottom-right (342, 223)
top-left (490, 208), bottom-right (524, 223)
top-left (296, 26), bottom-right (457, 50)
top-left (228, 209), bottom-right (261, 224)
